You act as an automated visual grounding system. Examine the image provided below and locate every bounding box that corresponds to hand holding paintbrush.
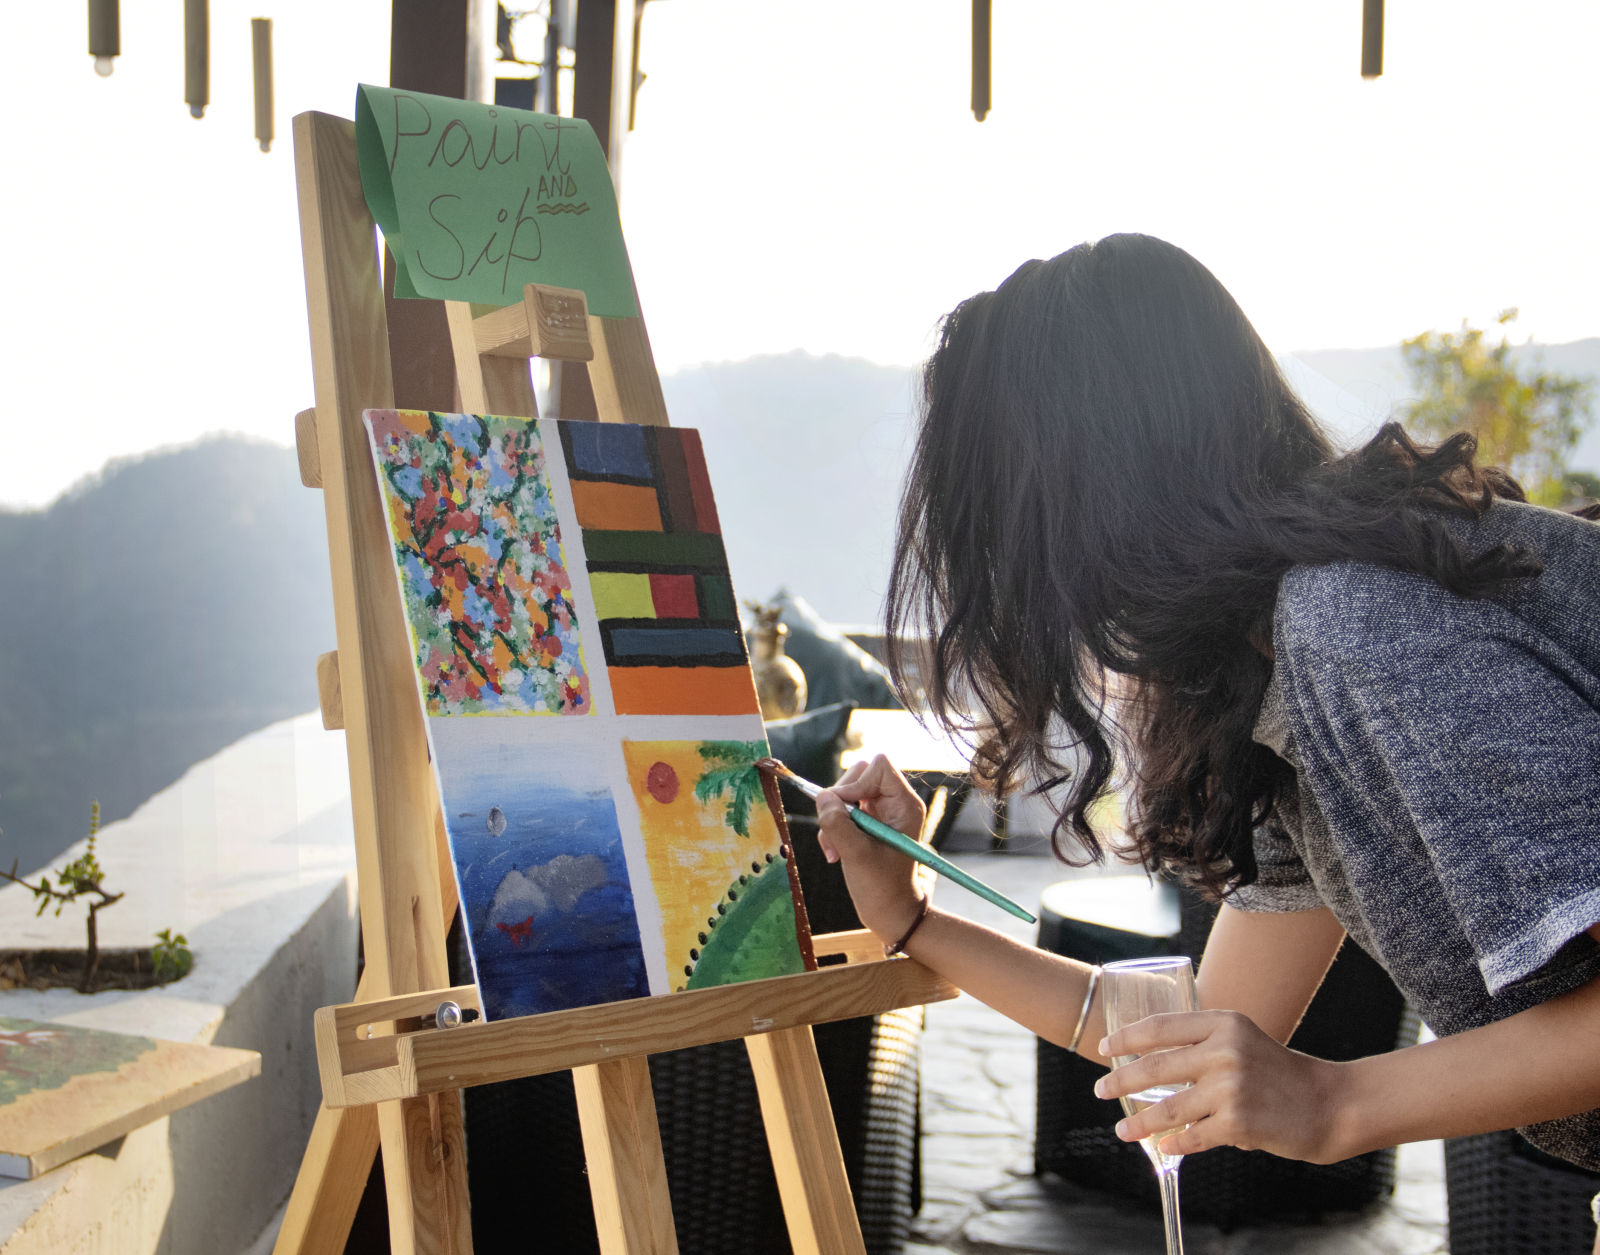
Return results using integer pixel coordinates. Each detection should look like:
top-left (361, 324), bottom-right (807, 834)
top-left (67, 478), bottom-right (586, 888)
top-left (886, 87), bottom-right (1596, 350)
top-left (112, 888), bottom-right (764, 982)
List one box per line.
top-left (757, 756), bottom-right (1036, 927)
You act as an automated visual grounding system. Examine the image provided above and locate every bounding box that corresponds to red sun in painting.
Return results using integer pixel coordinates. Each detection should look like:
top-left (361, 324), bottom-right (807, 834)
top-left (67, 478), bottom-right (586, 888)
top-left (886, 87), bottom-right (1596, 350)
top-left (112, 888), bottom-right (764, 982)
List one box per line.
top-left (645, 761), bottom-right (679, 804)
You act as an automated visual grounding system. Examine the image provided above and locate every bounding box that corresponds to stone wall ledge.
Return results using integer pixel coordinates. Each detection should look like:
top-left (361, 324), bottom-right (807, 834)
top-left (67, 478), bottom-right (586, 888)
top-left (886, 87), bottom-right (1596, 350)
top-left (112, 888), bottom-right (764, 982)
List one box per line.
top-left (0, 714), bottom-right (358, 1255)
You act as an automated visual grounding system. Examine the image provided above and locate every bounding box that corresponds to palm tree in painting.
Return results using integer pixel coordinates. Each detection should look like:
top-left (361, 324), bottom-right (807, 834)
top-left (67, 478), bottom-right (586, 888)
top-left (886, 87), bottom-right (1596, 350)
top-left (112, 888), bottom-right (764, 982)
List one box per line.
top-left (694, 741), bottom-right (768, 838)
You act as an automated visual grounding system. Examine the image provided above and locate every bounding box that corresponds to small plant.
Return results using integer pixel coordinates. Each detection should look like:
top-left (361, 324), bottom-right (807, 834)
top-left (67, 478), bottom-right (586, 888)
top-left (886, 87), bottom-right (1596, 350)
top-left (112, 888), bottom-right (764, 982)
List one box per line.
top-left (151, 928), bottom-right (193, 983)
top-left (1, 801), bottom-right (123, 992)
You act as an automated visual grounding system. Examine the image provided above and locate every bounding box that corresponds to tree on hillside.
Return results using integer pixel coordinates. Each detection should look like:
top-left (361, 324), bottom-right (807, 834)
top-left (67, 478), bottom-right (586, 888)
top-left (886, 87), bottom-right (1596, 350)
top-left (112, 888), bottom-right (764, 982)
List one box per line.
top-left (1400, 309), bottom-right (1596, 507)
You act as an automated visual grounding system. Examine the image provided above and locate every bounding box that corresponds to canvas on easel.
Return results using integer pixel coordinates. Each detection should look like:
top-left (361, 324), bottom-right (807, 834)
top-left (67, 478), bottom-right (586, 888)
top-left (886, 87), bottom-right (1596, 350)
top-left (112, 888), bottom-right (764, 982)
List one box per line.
top-left (365, 407), bottom-right (813, 1021)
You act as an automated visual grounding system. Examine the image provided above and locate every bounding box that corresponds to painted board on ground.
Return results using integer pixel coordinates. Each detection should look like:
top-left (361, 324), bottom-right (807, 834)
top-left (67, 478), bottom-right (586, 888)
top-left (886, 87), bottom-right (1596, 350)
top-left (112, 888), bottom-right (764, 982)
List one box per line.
top-left (0, 1017), bottom-right (259, 1178)
top-left (366, 410), bottom-right (812, 1021)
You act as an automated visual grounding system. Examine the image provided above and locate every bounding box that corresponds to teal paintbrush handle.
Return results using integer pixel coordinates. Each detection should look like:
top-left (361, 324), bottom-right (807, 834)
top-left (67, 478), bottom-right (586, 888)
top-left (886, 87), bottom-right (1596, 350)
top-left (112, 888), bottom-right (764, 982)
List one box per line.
top-left (846, 805), bottom-right (1037, 924)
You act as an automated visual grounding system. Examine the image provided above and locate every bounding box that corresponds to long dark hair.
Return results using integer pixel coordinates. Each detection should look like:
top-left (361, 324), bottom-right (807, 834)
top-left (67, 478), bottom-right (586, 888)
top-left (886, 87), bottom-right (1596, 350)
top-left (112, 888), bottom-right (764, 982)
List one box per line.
top-left (886, 233), bottom-right (1536, 895)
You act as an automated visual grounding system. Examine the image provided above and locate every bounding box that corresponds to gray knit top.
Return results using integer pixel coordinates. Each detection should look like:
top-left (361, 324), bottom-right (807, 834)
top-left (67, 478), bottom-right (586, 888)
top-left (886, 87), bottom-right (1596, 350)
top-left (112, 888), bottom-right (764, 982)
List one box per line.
top-left (1234, 498), bottom-right (1600, 1168)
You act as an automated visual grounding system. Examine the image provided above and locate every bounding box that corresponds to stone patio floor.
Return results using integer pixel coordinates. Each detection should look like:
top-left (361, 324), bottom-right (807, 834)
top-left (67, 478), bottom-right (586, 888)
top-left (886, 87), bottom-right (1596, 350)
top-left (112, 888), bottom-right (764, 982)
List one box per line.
top-left (910, 848), bottom-right (1449, 1255)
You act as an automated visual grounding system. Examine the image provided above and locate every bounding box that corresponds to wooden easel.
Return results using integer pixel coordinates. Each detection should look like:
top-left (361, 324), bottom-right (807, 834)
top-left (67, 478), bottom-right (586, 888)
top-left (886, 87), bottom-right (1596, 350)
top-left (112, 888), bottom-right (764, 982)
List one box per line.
top-left (274, 109), bottom-right (957, 1255)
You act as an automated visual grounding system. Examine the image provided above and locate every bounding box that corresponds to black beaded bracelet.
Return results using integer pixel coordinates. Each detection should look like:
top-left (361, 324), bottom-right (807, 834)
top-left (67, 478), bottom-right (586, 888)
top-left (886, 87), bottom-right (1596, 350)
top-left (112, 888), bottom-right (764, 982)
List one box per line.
top-left (883, 895), bottom-right (931, 958)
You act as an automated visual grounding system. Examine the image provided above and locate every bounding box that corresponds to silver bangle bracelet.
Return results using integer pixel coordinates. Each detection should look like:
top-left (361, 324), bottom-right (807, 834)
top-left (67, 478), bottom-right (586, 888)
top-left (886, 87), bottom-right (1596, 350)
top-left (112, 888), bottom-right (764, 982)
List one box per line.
top-left (1067, 964), bottom-right (1102, 1054)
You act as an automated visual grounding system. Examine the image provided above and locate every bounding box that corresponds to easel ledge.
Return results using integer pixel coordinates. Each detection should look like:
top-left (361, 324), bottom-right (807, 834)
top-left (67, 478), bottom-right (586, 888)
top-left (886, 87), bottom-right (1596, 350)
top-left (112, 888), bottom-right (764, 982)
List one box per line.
top-left (318, 931), bottom-right (957, 1108)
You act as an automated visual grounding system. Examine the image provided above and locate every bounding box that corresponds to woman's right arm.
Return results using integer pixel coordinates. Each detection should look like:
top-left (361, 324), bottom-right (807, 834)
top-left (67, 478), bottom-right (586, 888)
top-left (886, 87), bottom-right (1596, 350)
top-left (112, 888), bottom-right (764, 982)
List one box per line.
top-left (816, 756), bottom-right (1346, 1062)
top-left (816, 755), bottom-right (1111, 1059)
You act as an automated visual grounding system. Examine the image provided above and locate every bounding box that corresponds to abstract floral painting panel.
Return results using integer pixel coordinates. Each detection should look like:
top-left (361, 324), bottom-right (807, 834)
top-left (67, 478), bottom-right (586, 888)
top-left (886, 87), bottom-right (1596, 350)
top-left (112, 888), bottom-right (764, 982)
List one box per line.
top-left (367, 408), bottom-right (591, 716)
top-left (431, 718), bottom-right (650, 1019)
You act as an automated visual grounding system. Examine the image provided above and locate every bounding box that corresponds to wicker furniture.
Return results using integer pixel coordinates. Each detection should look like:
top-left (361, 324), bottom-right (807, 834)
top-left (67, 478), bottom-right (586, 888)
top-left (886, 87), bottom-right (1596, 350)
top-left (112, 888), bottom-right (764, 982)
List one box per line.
top-left (1445, 1129), bottom-right (1600, 1255)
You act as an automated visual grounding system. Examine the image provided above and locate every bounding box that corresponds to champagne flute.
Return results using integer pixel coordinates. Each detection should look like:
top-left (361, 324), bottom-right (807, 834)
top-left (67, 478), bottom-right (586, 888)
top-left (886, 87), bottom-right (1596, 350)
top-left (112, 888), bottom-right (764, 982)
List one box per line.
top-left (1101, 954), bottom-right (1198, 1255)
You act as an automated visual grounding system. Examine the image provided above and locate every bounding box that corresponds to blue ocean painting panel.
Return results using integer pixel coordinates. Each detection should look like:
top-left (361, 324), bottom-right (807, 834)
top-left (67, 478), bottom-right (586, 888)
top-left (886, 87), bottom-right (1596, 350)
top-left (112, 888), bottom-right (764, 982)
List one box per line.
top-left (430, 718), bottom-right (649, 1020)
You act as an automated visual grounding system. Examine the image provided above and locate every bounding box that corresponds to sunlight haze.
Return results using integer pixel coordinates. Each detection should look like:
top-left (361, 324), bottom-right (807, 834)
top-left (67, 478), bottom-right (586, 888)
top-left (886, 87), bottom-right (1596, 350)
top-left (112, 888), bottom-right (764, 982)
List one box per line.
top-left (3, 0), bottom-right (1597, 507)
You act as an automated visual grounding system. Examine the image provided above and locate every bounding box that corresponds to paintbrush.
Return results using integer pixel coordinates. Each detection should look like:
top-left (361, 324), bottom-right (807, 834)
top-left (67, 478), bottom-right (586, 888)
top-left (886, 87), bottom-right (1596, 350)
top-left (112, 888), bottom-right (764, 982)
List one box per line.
top-left (756, 758), bottom-right (1037, 924)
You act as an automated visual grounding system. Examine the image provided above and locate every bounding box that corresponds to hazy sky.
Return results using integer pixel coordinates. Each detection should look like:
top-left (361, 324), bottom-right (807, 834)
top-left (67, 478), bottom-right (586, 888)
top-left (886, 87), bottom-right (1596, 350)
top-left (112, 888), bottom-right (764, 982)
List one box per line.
top-left (4, 1), bottom-right (1598, 508)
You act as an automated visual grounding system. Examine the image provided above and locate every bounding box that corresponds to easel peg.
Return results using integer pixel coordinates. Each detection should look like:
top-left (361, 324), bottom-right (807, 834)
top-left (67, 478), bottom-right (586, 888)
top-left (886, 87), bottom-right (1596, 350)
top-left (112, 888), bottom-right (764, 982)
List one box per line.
top-left (522, 284), bottom-right (594, 361)
top-left (315, 651), bottom-right (343, 730)
top-left (294, 407), bottom-right (321, 487)
top-left (462, 285), bottom-right (594, 363)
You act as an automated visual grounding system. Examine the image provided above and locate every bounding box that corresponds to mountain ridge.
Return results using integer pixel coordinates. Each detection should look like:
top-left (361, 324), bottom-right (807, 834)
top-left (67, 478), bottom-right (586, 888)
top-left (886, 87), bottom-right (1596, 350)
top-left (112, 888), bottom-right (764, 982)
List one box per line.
top-left (6, 340), bottom-right (1595, 870)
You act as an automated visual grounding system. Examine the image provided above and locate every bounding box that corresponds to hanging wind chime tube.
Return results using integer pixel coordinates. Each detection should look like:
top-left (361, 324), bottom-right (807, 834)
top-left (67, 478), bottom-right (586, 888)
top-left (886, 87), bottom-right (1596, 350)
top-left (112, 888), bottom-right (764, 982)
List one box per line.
top-left (88, 0), bottom-right (120, 77)
top-left (971, 0), bottom-right (991, 121)
top-left (252, 18), bottom-right (274, 152)
top-left (1361, 0), bottom-right (1384, 78)
top-left (186, 0), bottom-right (209, 118)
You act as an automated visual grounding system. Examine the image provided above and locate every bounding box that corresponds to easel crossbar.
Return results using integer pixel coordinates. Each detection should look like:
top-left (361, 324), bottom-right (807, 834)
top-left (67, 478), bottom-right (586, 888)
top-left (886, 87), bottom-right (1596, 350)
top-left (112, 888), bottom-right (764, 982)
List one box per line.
top-left (316, 950), bottom-right (956, 1108)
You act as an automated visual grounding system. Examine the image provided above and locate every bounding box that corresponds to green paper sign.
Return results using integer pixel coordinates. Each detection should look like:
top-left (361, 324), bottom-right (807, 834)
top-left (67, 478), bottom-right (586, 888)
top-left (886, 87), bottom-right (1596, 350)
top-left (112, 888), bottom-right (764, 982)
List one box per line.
top-left (354, 85), bottom-right (638, 318)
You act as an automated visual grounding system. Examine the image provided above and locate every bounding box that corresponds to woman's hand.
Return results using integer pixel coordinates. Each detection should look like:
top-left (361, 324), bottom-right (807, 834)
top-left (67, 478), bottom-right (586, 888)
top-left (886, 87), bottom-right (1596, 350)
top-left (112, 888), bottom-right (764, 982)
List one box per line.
top-left (814, 754), bottom-right (928, 943)
top-left (1093, 1009), bottom-right (1352, 1164)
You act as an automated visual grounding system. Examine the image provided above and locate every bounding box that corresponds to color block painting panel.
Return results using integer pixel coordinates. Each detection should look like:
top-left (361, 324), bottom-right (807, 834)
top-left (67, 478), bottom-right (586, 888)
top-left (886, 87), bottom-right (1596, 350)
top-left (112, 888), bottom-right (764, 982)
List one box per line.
top-left (432, 718), bottom-right (649, 1019)
top-left (560, 422), bottom-right (756, 716)
top-left (622, 739), bottom-right (803, 992)
top-left (367, 409), bottom-right (591, 716)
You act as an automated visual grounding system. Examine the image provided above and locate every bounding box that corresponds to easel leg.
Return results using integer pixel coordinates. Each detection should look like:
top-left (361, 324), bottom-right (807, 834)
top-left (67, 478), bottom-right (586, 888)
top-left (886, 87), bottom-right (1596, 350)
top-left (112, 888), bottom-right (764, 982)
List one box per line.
top-left (573, 1058), bottom-right (679, 1254)
top-left (746, 1027), bottom-right (868, 1255)
top-left (377, 1093), bottom-right (473, 1255)
top-left (272, 1100), bottom-right (380, 1255)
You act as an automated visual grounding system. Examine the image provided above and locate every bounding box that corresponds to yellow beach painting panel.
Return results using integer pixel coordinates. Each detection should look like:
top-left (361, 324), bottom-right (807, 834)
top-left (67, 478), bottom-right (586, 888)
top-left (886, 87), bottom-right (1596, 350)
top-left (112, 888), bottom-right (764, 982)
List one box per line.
top-left (621, 739), bottom-right (805, 992)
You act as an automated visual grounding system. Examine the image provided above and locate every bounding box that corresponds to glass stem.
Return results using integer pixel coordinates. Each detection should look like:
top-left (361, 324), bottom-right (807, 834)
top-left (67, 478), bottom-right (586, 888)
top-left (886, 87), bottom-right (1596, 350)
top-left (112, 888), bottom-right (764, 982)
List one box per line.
top-left (1157, 1163), bottom-right (1185, 1255)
